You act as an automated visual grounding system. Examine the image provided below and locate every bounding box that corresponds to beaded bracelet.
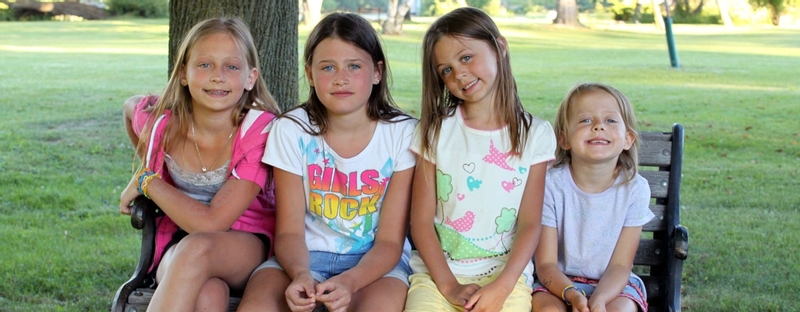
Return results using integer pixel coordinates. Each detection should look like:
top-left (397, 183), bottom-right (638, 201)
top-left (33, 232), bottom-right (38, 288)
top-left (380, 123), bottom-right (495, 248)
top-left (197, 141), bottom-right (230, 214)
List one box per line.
top-left (561, 284), bottom-right (586, 303)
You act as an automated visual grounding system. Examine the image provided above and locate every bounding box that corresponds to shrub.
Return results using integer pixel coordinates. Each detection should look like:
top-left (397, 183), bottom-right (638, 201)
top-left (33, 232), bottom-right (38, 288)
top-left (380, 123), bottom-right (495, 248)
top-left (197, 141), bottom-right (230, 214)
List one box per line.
top-left (107, 0), bottom-right (168, 18)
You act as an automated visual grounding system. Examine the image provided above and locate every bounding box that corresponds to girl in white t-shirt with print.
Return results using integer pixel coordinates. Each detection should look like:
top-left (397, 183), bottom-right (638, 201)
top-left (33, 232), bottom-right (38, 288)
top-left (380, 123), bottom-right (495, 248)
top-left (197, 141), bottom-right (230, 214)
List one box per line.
top-left (406, 7), bottom-right (557, 312)
top-left (238, 13), bottom-right (416, 312)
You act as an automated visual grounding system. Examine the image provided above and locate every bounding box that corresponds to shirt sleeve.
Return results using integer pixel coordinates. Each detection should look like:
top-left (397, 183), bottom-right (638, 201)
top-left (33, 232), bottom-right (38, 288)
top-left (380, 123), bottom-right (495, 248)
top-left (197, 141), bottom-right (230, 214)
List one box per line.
top-left (624, 175), bottom-right (655, 227)
top-left (131, 95), bottom-right (160, 137)
top-left (231, 111), bottom-right (275, 191)
top-left (527, 119), bottom-right (557, 167)
top-left (262, 114), bottom-right (307, 176)
top-left (392, 118), bottom-right (418, 172)
top-left (541, 170), bottom-right (559, 228)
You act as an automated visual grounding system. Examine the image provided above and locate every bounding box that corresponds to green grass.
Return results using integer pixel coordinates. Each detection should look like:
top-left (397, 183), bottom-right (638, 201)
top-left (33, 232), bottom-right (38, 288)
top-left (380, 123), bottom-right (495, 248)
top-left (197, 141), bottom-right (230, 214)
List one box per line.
top-left (1, 17), bottom-right (799, 311)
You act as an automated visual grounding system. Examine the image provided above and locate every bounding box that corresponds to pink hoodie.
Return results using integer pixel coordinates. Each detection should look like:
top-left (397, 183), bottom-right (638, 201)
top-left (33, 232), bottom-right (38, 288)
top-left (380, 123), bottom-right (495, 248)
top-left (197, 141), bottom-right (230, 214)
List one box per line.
top-left (131, 95), bottom-right (276, 272)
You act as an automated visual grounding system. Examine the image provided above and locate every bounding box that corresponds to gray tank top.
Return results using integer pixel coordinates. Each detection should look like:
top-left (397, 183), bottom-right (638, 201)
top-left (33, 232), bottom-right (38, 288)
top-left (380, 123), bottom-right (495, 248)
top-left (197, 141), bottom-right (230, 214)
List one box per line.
top-left (165, 154), bottom-right (230, 205)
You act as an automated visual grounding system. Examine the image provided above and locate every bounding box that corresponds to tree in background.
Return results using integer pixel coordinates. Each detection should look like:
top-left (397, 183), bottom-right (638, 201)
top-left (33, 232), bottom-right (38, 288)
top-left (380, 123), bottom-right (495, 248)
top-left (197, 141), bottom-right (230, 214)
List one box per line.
top-left (554, 0), bottom-right (582, 25)
top-left (301, 0), bottom-right (323, 26)
top-left (383, 0), bottom-right (412, 34)
top-left (169, 0), bottom-right (298, 111)
top-left (750, 0), bottom-right (794, 24)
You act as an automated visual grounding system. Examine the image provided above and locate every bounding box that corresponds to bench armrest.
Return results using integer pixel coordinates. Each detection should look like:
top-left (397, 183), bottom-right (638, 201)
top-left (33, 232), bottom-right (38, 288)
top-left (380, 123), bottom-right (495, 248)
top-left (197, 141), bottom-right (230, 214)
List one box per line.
top-left (672, 224), bottom-right (689, 260)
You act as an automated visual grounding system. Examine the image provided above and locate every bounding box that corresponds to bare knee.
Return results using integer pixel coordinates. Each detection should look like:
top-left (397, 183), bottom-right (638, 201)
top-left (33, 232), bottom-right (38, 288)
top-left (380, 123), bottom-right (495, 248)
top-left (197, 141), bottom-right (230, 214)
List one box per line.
top-left (605, 296), bottom-right (638, 312)
top-left (172, 233), bottom-right (218, 266)
top-left (195, 278), bottom-right (229, 312)
top-left (532, 292), bottom-right (566, 312)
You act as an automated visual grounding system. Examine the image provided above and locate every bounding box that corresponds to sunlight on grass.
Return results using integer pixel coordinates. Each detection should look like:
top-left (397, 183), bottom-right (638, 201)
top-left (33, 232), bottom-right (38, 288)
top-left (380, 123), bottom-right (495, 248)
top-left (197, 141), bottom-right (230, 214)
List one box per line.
top-left (0, 45), bottom-right (166, 54)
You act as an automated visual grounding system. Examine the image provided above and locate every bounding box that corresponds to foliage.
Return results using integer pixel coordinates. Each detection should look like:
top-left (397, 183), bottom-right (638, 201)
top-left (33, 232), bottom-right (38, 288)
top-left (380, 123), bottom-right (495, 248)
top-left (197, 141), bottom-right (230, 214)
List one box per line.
top-left (2, 18), bottom-right (800, 311)
top-left (421, 0), bottom-right (464, 16)
top-left (321, 0), bottom-right (386, 12)
top-left (749, 0), bottom-right (797, 24)
top-left (106, 0), bottom-right (168, 18)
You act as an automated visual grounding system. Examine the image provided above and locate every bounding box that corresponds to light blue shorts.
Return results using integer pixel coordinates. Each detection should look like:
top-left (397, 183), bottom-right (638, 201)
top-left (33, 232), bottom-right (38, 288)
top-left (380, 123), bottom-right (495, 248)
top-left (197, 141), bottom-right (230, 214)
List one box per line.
top-left (532, 275), bottom-right (648, 312)
top-left (254, 251), bottom-right (411, 286)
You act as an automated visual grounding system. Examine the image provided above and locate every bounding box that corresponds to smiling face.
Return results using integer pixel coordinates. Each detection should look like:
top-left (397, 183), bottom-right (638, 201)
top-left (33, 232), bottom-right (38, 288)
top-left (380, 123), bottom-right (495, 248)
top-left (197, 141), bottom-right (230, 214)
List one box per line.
top-left (305, 37), bottom-right (381, 118)
top-left (182, 32), bottom-right (257, 113)
top-left (561, 89), bottom-right (635, 166)
top-left (433, 35), bottom-right (503, 108)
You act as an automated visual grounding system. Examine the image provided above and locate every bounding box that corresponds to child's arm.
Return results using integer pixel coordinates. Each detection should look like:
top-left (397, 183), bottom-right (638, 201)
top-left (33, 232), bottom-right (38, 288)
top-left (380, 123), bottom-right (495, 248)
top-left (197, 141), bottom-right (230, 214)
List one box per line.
top-left (122, 95), bottom-right (144, 148)
top-left (534, 226), bottom-right (590, 311)
top-left (315, 167), bottom-right (414, 311)
top-left (588, 226), bottom-right (642, 311)
top-left (465, 162), bottom-right (548, 311)
top-left (410, 159), bottom-right (480, 306)
top-left (272, 168), bottom-right (317, 311)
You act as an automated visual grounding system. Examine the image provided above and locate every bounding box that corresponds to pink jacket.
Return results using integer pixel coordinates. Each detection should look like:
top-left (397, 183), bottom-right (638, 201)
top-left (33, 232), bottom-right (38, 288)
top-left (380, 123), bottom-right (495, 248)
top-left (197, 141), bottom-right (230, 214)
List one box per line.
top-left (132, 95), bottom-right (276, 272)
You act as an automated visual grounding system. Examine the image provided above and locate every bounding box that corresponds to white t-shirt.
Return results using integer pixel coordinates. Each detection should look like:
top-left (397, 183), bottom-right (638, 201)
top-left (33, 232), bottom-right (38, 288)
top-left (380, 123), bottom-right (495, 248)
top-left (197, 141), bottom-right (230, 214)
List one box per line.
top-left (263, 108), bottom-right (417, 256)
top-left (542, 165), bottom-right (655, 280)
top-left (409, 106), bottom-right (556, 281)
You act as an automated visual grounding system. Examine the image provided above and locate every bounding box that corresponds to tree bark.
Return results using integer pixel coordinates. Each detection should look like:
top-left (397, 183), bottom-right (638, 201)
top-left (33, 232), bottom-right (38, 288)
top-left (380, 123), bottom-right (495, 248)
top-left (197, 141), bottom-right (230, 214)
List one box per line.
top-left (169, 0), bottom-right (298, 111)
top-left (554, 0), bottom-right (581, 26)
top-left (382, 0), bottom-right (411, 35)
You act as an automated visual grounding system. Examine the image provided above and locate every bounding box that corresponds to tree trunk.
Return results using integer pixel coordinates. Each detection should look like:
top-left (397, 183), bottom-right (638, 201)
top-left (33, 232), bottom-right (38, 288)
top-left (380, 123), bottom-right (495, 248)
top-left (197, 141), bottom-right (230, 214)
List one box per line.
top-left (301, 0), bottom-right (323, 27)
top-left (715, 0), bottom-right (733, 27)
top-left (169, 0), bottom-right (298, 111)
top-left (382, 0), bottom-right (411, 35)
top-left (554, 0), bottom-right (581, 26)
top-left (652, 0), bottom-right (665, 30)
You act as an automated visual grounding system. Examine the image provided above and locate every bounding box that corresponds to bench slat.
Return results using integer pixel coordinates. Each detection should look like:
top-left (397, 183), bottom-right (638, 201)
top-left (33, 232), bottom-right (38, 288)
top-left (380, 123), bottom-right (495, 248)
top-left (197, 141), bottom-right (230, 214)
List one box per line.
top-left (126, 288), bottom-right (240, 311)
top-left (634, 238), bottom-right (665, 266)
top-left (640, 170), bottom-right (669, 199)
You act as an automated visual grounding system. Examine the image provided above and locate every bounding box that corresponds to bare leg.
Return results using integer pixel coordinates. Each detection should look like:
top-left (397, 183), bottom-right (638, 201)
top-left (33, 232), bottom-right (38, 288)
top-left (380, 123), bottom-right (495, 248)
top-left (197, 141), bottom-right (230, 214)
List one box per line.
top-left (147, 231), bottom-right (267, 312)
top-left (238, 268), bottom-right (293, 312)
top-left (349, 277), bottom-right (407, 312)
top-left (531, 292), bottom-right (568, 312)
top-left (605, 296), bottom-right (638, 312)
top-left (195, 277), bottom-right (229, 312)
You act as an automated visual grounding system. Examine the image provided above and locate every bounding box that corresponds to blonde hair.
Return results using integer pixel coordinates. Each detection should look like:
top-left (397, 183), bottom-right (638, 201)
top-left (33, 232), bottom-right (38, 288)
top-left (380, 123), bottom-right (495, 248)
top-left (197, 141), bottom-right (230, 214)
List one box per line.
top-left (552, 82), bottom-right (640, 182)
top-left (136, 17), bottom-right (280, 160)
top-left (417, 7), bottom-right (530, 160)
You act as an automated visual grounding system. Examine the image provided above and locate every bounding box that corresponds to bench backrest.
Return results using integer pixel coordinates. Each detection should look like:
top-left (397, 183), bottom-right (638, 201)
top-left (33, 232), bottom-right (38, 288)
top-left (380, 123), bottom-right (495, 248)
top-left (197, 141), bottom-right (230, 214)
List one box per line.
top-left (628, 124), bottom-right (685, 312)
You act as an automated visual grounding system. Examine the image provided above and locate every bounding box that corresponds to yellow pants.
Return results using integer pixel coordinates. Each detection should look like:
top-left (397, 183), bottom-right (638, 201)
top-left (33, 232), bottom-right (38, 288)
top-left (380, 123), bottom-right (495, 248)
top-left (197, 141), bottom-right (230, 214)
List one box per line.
top-left (404, 273), bottom-right (532, 312)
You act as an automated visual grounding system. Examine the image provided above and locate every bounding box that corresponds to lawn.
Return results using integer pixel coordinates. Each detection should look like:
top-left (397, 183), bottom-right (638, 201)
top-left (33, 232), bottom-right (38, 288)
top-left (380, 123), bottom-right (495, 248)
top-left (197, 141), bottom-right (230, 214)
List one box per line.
top-left (0, 16), bottom-right (798, 311)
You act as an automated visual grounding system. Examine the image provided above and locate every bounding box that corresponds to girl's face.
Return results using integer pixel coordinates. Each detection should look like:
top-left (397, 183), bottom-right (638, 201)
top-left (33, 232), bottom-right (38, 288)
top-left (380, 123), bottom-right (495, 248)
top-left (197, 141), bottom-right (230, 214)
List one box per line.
top-left (433, 35), bottom-right (503, 108)
top-left (182, 32), bottom-right (257, 114)
top-left (305, 38), bottom-right (381, 118)
top-left (561, 90), bottom-right (634, 166)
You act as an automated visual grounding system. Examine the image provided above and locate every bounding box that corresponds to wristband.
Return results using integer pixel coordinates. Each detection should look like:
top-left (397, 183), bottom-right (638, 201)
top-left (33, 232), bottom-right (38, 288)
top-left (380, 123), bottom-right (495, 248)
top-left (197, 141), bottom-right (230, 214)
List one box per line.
top-left (136, 169), bottom-right (160, 198)
top-left (561, 284), bottom-right (586, 303)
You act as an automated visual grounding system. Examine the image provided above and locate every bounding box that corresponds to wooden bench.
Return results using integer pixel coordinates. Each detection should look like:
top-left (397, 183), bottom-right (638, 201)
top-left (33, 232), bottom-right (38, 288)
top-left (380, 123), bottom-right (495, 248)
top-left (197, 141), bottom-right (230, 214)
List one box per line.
top-left (112, 124), bottom-right (688, 312)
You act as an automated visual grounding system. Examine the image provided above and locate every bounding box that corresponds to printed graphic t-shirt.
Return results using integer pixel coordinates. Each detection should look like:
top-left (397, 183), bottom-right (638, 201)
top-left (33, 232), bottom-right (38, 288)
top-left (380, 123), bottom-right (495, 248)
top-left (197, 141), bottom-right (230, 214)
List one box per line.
top-left (263, 108), bottom-right (417, 255)
top-left (409, 106), bottom-right (556, 281)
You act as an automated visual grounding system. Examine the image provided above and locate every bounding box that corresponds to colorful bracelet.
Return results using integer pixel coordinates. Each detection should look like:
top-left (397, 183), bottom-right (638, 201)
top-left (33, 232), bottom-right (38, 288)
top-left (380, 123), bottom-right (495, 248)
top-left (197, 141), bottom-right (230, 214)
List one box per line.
top-left (136, 169), bottom-right (160, 198)
top-left (140, 173), bottom-right (160, 199)
top-left (561, 284), bottom-right (586, 303)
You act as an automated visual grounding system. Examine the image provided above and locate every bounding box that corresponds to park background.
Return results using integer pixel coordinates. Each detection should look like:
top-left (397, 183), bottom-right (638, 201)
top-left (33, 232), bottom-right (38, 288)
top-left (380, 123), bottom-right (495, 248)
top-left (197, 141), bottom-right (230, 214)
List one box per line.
top-left (1, 0), bottom-right (799, 311)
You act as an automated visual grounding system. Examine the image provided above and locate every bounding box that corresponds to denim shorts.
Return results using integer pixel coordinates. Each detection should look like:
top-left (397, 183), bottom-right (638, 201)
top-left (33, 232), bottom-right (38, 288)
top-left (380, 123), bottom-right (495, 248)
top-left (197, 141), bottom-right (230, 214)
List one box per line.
top-left (532, 275), bottom-right (648, 312)
top-left (254, 250), bottom-right (411, 286)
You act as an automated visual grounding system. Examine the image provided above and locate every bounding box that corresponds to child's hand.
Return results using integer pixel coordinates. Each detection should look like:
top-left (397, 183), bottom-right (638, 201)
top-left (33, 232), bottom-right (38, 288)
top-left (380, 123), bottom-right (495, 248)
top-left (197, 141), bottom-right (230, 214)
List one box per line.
top-left (586, 296), bottom-right (606, 312)
top-left (119, 177), bottom-right (139, 215)
top-left (285, 273), bottom-right (318, 312)
top-left (567, 291), bottom-right (590, 312)
top-left (463, 281), bottom-right (511, 312)
top-left (441, 282), bottom-right (481, 307)
top-left (314, 274), bottom-right (356, 312)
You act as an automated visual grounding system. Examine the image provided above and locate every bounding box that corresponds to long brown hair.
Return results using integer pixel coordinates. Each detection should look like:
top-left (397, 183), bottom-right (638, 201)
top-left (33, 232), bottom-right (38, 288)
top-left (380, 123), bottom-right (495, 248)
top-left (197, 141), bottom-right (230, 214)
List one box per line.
top-left (552, 82), bottom-right (640, 182)
top-left (136, 17), bottom-right (280, 160)
top-left (287, 12), bottom-right (410, 135)
top-left (418, 7), bottom-right (530, 160)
